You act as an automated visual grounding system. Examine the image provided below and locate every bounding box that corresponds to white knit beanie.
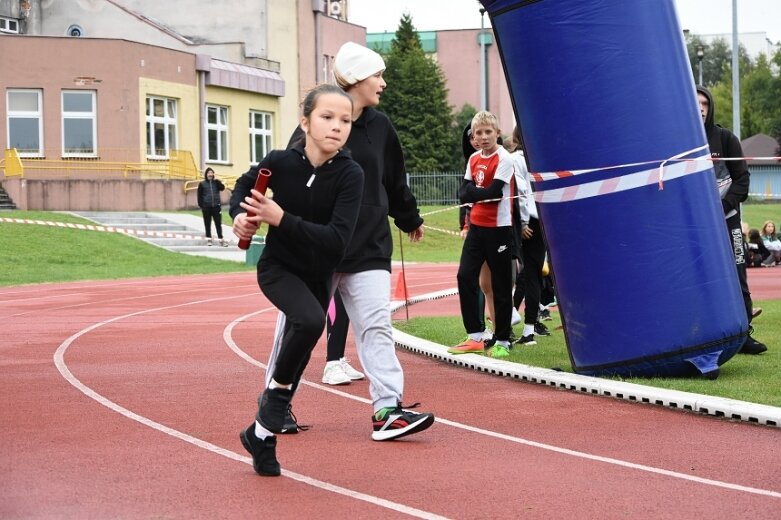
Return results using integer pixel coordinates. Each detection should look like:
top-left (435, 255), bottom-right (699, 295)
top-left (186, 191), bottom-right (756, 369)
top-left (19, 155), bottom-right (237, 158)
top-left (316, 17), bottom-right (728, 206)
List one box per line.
top-left (334, 41), bottom-right (386, 85)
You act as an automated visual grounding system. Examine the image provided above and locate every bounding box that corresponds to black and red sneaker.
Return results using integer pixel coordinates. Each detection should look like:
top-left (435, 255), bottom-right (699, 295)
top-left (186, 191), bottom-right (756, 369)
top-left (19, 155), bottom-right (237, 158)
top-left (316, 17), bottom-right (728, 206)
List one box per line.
top-left (371, 403), bottom-right (434, 441)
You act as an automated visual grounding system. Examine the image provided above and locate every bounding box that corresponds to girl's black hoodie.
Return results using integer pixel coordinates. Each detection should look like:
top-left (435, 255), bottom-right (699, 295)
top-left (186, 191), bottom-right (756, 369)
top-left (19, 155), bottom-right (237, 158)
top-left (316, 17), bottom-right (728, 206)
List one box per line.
top-left (289, 107), bottom-right (423, 273)
top-left (229, 143), bottom-right (364, 280)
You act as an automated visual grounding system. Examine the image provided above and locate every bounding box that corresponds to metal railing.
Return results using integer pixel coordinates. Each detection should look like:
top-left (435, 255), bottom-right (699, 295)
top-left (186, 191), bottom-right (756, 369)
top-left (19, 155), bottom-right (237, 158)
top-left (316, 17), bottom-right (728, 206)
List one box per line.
top-left (0, 148), bottom-right (200, 182)
top-left (407, 170), bottom-right (462, 206)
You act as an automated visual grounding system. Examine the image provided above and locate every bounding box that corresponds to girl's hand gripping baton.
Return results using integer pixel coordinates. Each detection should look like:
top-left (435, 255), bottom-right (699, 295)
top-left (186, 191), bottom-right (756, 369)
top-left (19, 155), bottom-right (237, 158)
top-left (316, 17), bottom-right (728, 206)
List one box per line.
top-left (238, 168), bottom-right (272, 250)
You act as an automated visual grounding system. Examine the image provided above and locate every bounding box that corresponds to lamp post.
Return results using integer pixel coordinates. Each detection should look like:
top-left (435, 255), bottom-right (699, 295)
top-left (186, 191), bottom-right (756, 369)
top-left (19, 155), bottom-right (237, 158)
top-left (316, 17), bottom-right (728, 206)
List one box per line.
top-left (479, 7), bottom-right (487, 111)
top-left (696, 45), bottom-right (704, 86)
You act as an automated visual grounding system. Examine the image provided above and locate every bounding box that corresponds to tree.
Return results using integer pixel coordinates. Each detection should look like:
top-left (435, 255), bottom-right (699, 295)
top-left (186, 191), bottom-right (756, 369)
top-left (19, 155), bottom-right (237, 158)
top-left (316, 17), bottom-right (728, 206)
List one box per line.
top-left (378, 14), bottom-right (456, 172)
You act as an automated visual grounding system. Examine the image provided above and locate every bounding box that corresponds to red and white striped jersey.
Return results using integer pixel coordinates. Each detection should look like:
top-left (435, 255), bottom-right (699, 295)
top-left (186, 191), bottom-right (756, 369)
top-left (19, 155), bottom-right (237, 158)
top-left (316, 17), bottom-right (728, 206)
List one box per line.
top-left (465, 146), bottom-right (515, 227)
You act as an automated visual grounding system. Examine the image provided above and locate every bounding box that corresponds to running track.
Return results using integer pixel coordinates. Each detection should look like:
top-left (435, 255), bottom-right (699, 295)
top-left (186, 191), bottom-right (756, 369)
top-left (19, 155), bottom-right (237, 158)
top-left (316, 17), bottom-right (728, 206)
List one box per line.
top-left (1, 265), bottom-right (779, 519)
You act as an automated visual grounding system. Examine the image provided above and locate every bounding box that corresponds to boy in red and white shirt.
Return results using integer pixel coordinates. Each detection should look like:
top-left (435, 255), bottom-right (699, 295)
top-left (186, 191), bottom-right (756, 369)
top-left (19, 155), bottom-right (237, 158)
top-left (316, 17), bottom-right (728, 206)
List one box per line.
top-left (449, 111), bottom-right (515, 359)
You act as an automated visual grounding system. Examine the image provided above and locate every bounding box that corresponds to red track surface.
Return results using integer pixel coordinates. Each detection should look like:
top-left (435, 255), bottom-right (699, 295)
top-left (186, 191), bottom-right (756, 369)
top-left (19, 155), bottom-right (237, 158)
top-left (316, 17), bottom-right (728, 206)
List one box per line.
top-left (2, 265), bottom-right (780, 519)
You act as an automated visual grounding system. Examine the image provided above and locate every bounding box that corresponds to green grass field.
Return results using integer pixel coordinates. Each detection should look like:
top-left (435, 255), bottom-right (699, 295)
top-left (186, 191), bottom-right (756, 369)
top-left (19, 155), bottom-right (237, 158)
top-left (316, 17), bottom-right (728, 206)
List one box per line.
top-left (2, 205), bottom-right (779, 407)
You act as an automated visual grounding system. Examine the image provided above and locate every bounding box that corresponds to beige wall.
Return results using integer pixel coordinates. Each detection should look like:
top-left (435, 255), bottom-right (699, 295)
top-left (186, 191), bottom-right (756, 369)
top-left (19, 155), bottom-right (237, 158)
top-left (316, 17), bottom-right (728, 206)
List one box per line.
top-left (3, 177), bottom-right (192, 211)
top-left (266, 0), bottom-right (303, 142)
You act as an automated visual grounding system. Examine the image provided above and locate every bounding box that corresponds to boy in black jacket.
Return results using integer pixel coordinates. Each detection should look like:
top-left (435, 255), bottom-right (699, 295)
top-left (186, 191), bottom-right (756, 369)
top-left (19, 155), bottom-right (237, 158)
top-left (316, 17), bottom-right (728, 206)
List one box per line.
top-left (197, 167), bottom-right (227, 246)
top-left (696, 86), bottom-right (767, 354)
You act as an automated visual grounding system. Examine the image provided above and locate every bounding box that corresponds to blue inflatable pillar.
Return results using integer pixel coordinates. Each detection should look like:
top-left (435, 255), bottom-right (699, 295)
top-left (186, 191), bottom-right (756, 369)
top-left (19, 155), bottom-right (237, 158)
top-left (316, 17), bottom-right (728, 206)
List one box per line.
top-left (479, 0), bottom-right (747, 377)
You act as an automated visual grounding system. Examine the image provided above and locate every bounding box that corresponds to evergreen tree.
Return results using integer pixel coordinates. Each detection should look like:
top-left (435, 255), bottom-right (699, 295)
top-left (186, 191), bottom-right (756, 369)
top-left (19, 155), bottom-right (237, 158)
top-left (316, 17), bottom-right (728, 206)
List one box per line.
top-left (378, 14), bottom-right (456, 172)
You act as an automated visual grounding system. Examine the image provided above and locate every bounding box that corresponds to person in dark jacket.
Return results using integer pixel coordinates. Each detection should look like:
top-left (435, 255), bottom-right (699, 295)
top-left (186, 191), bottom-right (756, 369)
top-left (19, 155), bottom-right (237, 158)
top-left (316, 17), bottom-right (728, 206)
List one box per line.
top-left (265, 42), bottom-right (435, 442)
top-left (230, 84), bottom-right (364, 476)
top-left (197, 167), bottom-right (227, 246)
top-left (696, 86), bottom-right (767, 354)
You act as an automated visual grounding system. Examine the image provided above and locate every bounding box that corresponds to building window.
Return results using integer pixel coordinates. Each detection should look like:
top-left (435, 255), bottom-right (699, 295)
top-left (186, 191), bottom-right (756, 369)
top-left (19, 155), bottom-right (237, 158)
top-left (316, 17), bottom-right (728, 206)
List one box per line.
top-left (206, 105), bottom-right (229, 163)
top-left (0, 17), bottom-right (19, 34)
top-left (62, 90), bottom-right (97, 156)
top-left (249, 110), bottom-right (272, 164)
top-left (7, 89), bottom-right (43, 157)
top-left (146, 96), bottom-right (177, 158)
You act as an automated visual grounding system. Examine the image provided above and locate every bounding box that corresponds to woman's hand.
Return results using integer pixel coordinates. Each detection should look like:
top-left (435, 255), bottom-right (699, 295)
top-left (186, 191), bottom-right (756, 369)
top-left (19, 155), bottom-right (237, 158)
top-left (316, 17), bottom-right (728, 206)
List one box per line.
top-left (239, 189), bottom-right (284, 228)
top-left (408, 226), bottom-right (424, 242)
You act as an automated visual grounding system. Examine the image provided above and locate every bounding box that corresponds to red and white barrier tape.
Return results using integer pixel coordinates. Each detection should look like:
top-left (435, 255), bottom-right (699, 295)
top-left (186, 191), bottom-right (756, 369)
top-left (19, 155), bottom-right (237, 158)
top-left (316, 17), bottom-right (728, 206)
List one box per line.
top-left (531, 151), bottom-right (781, 183)
top-left (534, 153), bottom-right (712, 204)
top-left (0, 217), bottom-right (220, 242)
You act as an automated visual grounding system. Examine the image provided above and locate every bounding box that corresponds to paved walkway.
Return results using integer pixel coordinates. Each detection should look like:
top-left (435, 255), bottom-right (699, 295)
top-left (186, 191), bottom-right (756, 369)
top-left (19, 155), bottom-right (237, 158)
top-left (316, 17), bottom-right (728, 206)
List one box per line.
top-left (73, 210), bottom-right (250, 263)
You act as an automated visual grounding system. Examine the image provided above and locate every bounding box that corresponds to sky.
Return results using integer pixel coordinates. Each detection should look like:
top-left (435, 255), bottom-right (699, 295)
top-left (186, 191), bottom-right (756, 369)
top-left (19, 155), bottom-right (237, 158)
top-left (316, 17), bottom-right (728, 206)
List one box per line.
top-left (347, 0), bottom-right (781, 43)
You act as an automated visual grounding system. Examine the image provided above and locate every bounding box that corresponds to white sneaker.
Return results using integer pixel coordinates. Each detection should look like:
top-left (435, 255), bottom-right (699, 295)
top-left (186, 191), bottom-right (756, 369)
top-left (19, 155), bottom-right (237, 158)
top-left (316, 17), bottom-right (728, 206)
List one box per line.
top-left (322, 361), bottom-right (351, 385)
top-left (511, 307), bottom-right (522, 326)
top-left (339, 357), bottom-right (364, 380)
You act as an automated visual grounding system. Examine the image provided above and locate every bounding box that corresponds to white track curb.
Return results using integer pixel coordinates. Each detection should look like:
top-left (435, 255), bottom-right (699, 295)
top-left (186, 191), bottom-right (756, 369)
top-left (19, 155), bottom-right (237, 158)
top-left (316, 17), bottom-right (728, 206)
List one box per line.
top-left (391, 289), bottom-right (781, 429)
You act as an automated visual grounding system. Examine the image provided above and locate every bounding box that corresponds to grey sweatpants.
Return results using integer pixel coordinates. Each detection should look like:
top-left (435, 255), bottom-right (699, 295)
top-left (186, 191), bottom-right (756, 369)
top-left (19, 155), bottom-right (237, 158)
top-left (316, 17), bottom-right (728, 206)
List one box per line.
top-left (265, 269), bottom-right (404, 412)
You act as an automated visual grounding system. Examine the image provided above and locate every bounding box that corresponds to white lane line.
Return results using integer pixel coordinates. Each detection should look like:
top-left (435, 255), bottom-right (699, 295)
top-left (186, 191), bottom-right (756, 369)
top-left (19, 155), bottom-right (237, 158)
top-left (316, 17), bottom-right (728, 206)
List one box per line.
top-left (226, 303), bottom-right (781, 501)
top-left (54, 293), bottom-right (448, 520)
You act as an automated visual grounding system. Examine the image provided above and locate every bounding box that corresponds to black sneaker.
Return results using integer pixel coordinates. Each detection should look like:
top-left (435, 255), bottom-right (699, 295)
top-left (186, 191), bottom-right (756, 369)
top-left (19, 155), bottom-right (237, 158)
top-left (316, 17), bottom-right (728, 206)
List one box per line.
top-left (534, 322), bottom-right (551, 336)
top-left (258, 387), bottom-right (294, 433)
top-left (515, 334), bottom-right (536, 346)
top-left (539, 308), bottom-right (552, 321)
top-left (239, 424), bottom-right (281, 476)
top-left (279, 405), bottom-right (309, 434)
top-left (371, 403), bottom-right (435, 441)
top-left (740, 336), bottom-right (768, 355)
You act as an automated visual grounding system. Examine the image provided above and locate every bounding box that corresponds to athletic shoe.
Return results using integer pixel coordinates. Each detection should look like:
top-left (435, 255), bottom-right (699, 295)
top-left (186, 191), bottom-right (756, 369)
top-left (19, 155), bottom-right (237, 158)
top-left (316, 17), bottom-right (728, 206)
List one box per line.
top-left (740, 336), bottom-right (768, 355)
top-left (534, 322), bottom-right (551, 336)
top-left (489, 344), bottom-right (511, 359)
top-left (539, 308), bottom-right (552, 321)
top-left (322, 360), bottom-right (352, 385)
top-left (372, 403), bottom-right (435, 441)
top-left (751, 307), bottom-right (763, 319)
top-left (447, 338), bottom-right (484, 355)
top-left (239, 424), bottom-right (281, 476)
top-left (278, 405), bottom-right (308, 434)
top-left (339, 357), bottom-right (364, 380)
top-left (515, 334), bottom-right (536, 346)
top-left (258, 387), bottom-right (294, 433)
top-left (511, 307), bottom-right (522, 326)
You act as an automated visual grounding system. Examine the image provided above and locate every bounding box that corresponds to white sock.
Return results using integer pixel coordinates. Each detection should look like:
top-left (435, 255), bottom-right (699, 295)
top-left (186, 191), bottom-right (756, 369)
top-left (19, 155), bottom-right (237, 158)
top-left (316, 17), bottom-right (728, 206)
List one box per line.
top-left (523, 324), bottom-right (534, 337)
top-left (469, 332), bottom-right (483, 342)
top-left (254, 420), bottom-right (275, 440)
top-left (269, 378), bottom-right (292, 390)
top-left (496, 340), bottom-right (510, 347)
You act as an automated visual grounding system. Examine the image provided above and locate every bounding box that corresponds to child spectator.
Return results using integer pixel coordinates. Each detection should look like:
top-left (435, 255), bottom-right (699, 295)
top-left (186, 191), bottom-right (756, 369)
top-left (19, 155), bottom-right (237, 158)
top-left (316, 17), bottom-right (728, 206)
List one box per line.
top-left (230, 84), bottom-right (364, 476)
top-left (448, 111), bottom-right (516, 359)
top-left (760, 220), bottom-right (781, 264)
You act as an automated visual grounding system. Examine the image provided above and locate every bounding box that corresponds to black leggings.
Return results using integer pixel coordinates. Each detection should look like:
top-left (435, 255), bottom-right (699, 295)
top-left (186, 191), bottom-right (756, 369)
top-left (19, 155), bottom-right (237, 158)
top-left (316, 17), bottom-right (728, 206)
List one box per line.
top-left (258, 261), bottom-right (330, 385)
top-left (514, 217), bottom-right (546, 324)
top-left (201, 207), bottom-right (223, 238)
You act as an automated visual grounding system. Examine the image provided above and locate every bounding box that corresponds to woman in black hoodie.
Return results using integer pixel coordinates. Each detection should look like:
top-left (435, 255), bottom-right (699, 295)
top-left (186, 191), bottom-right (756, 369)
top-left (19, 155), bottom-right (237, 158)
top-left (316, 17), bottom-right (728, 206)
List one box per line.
top-left (266, 42), bottom-right (435, 442)
top-left (230, 84), bottom-right (364, 476)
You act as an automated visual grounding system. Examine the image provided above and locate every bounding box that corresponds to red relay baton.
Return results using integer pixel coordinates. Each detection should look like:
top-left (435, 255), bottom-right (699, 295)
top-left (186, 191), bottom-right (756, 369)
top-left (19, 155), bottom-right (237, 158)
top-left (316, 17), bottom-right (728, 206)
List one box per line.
top-left (238, 168), bottom-right (272, 250)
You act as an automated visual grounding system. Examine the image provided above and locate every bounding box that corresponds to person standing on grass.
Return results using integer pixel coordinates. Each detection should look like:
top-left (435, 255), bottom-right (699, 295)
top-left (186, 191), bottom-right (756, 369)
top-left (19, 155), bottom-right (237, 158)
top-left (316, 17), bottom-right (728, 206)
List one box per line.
top-left (696, 86), bottom-right (767, 355)
top-left (264, 42), bottom-right (435, 441)
top-left (230, 84), bottom-right (364, 476)
top-left (508, 126), bottom-right (550, 346)
top-left (448, 110), bottom-right (516, 359)
top-left (197, 167), bottom-right (228, 247)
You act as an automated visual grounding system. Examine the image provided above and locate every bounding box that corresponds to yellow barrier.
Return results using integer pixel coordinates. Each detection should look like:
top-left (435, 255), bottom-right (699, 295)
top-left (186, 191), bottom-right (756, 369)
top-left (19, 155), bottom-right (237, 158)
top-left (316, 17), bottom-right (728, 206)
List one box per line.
top-left (1, 148), bottom-right (200, 181)
top-left (2, 149), bottom-right (24, 177)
